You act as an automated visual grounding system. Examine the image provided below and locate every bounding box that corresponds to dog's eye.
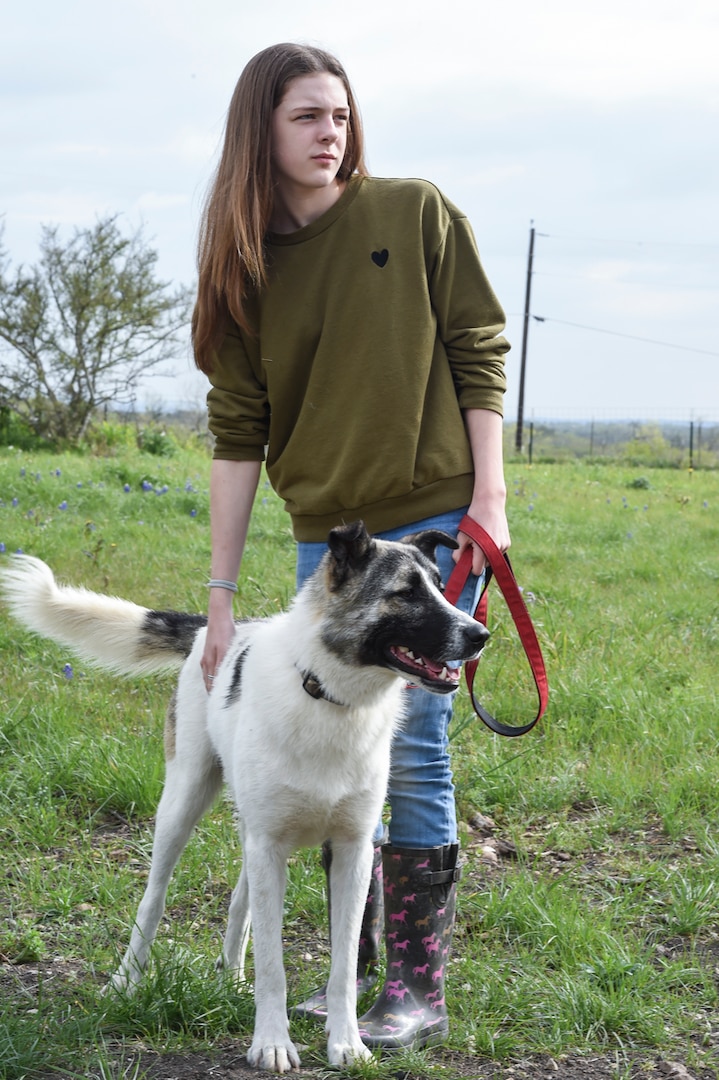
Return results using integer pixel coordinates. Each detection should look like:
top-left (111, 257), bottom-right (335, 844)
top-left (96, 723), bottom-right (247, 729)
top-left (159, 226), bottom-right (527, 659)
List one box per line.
top-left (392, 571), bottom-right (423, 601)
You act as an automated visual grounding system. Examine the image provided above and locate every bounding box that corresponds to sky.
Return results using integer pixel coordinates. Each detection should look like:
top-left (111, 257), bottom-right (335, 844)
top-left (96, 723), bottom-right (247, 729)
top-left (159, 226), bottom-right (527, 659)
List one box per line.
top-left (2, 0), bottom-right (718, 422)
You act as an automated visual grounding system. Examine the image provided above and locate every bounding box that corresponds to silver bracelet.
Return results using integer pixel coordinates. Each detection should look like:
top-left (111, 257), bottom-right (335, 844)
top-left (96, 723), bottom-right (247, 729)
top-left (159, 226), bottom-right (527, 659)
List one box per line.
top-left (207, 578), bottom-right (239, 593)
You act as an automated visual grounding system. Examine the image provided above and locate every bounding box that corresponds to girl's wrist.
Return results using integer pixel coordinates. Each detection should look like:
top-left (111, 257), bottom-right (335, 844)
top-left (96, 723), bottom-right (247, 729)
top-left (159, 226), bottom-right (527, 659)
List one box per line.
top-left (208, 586), bottom-right (236, 612)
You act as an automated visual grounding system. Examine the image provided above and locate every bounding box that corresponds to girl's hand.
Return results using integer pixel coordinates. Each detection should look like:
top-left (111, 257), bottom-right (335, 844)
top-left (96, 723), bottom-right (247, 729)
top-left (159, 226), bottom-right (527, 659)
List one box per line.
top-left (453, 496), bottom-right (511, 577)
top-left (201, 606), bottom-right (236, 692)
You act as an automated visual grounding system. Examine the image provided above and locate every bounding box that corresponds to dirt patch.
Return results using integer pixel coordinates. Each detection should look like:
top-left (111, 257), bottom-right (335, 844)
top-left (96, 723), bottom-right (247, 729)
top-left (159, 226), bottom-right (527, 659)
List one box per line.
top-left (6, 812), bottom-right (718, 1080)
top-left (25, 1043), bottom-right (718, 1080)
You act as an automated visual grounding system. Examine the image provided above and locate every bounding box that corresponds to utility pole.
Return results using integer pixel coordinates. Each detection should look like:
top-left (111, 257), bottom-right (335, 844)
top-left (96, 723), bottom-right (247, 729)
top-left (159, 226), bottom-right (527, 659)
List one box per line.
top-left (515, 223), bottom-right (535, 453)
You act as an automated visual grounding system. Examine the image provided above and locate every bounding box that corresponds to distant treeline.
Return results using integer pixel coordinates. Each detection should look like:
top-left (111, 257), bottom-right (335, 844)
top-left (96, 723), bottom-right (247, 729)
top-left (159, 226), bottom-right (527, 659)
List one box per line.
top-left (2, 404), bottom-right (717, 470)
top-left (505, 419), bottom-right (719, 469)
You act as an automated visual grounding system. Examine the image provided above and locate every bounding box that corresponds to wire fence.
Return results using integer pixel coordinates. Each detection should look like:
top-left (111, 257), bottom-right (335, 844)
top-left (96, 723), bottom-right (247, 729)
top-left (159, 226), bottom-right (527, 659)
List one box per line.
top-left (504, 413), bottom-right (719, 469)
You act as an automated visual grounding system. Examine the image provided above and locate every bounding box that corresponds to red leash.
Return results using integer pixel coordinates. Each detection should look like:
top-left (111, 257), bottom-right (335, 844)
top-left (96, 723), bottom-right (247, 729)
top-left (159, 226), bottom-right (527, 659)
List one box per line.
top-left (444, 514), bottom-right (548, 737)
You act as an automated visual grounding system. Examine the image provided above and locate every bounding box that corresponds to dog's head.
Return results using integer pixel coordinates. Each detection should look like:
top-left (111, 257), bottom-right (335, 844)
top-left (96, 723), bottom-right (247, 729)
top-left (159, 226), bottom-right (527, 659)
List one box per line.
top-left (320, 520), bottom-right (488, 694)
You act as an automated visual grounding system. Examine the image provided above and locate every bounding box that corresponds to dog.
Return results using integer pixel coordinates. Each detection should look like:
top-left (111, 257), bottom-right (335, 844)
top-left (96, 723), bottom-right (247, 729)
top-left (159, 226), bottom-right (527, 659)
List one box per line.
top-left (1, 520), bottom-right (488, 1073)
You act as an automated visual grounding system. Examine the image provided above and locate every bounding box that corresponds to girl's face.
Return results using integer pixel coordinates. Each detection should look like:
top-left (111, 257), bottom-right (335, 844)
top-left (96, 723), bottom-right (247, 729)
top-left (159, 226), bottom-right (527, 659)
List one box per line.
top-left (271, 72), bottom-right (350, 199)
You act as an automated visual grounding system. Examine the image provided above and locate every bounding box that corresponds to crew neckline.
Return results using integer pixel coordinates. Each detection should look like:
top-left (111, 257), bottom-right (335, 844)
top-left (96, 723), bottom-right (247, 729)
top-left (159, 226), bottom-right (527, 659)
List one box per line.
top-left (266, 174), bottom-right (366, 246)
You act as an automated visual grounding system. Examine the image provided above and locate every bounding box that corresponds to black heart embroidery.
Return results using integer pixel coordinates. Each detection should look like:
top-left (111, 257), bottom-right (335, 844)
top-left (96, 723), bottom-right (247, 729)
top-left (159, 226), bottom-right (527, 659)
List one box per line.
top-left (371, 249), bottom-right (389, 268)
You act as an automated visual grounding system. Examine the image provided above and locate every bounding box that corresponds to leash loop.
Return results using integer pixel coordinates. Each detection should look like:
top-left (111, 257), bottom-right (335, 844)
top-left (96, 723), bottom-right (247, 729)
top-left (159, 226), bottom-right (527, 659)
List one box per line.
top-left (444, 514), bottom-right (548, 737)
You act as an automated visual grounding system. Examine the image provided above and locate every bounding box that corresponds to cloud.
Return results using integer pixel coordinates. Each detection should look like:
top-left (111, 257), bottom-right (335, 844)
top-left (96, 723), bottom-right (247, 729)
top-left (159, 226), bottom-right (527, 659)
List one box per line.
top-left (2, 0), bottom-right (718, 414)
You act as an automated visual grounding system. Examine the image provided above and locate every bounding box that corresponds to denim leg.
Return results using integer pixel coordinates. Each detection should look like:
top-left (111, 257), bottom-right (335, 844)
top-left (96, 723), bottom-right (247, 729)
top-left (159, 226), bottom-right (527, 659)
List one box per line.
top-left (295, 509), bottom-right (482, 848)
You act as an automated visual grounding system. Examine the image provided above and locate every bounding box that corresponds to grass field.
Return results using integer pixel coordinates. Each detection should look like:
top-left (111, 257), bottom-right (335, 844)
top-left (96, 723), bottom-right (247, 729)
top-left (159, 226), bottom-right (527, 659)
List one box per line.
top-left (0, 446), bottom-right (717, 1079)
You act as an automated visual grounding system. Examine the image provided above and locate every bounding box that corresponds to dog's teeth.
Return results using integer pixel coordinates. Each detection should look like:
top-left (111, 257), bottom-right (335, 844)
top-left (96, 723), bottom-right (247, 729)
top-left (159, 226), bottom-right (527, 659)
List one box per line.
top-left (401, 648), bottom-right (425, 666)
top-left (439, 666), bottom-right (460, 682)
top-left (396, 647), bottom-right (430, 670)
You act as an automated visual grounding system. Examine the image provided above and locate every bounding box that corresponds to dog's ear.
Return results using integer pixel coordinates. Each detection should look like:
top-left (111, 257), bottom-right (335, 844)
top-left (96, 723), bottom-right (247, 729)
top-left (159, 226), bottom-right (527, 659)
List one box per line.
top-left (327, 521), bottom-right (373, 589)
top-left (402, 529), bottom-right (458, 564)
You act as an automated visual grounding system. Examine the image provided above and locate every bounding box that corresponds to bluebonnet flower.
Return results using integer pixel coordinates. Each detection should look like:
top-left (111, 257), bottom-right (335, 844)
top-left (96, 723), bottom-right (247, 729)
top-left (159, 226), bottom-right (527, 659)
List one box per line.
top-left (63, 664), bottom-right (73, 679)
top-left (59, 501), bottom-right (68, 511)
top-left (124, 484), bottom-right (131, 493)
top-left (0, 542), bottom-right (5, 553)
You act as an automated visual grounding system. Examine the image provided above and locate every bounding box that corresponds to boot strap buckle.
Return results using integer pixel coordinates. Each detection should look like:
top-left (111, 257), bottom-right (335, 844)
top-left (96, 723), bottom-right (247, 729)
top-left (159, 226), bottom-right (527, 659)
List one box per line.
top-left (425, 867), bottom-right (461, 886)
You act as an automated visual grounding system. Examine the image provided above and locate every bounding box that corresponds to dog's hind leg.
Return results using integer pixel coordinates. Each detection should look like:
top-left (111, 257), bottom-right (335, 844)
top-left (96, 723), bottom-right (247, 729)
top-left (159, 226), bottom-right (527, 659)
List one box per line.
top-left (217, 856), bottom-right (250, 979)
top-left (109, 755), bottom-right (223, 994)
top-left (323, 838), bottom-right (374, 1067)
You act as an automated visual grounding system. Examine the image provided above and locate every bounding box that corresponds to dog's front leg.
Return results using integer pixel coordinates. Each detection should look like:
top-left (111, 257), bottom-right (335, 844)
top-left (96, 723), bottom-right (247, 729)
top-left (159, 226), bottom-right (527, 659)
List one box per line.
top-left (324, 838), bottom-right (375, 1067)
top-left (244, 838), bottom-right (300, 1074)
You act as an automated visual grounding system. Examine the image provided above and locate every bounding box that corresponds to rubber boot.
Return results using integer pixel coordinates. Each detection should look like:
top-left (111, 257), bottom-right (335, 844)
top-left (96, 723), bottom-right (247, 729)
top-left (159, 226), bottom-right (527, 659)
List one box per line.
top-left (358, 844), bottom-right (460, 1050)
top-left (291, 838), bottom-right (384, 1019)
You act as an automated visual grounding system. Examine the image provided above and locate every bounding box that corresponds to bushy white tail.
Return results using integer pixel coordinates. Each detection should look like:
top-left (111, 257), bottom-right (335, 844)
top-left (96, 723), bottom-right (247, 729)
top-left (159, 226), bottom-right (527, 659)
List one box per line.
top-left (1, 555), bottom-right (199, 675)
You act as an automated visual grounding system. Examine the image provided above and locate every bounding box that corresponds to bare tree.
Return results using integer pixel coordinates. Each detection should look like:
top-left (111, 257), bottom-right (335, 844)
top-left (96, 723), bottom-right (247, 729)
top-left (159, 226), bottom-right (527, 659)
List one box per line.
top-left (0, 216), bottom-right (193, 443)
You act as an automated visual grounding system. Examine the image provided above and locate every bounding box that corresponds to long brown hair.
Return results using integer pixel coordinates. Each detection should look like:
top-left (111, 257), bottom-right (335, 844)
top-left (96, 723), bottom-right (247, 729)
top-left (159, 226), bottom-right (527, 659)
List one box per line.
top-left (192, 43), bottom-right (368, 372)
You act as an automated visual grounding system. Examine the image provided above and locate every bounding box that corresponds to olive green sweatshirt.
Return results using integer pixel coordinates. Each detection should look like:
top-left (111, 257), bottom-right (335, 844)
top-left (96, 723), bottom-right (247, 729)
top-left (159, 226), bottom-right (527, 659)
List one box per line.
top-left (207, 175), bottom-right (509, 541)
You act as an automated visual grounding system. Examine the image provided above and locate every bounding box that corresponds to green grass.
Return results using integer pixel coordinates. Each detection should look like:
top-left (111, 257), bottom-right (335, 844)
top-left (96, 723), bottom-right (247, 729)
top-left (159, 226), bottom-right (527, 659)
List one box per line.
top-left (0, 448), bottom-right (718, 1078)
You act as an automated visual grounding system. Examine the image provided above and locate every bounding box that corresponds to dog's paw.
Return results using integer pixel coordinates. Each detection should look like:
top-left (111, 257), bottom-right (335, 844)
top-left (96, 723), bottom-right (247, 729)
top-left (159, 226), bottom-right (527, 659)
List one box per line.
top-left (102, 971), bottom-right (137, 998)
top-left (247, 1037), bottom-right (301, 1073)
top-left (327, 1034), bottom-right (373, 1068)
top-left (214, 953), bottom-right (247, 982)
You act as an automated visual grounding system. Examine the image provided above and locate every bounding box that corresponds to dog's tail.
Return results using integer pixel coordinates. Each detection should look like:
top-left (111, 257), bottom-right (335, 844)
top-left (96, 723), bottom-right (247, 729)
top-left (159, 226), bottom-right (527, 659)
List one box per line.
top-left (1, 555), bottom-right (206, 676)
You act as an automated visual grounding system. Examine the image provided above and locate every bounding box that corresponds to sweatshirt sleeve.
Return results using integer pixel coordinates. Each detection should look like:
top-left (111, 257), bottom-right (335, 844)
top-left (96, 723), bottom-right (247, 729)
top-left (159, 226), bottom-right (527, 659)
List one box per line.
top-left (206, 323), bottom-right (270, 461)
top-left (428, 203), bottom-right (510, 416)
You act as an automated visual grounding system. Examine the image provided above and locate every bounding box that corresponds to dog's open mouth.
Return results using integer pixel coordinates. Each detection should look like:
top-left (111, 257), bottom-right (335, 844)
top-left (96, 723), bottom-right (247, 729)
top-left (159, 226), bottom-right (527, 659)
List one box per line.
top-left (389, 645), bottom-right (461, 688)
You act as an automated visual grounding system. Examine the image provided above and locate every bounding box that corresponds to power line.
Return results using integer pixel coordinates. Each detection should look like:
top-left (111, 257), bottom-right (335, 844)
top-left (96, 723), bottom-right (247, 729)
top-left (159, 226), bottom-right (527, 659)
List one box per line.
top-left (530, 315), bottom-right (719, 357)
top-left (540, 232), bottom-right (719, 251)
top-left (512, 222), bottom-right (719, 458)
top-left (533, 269), bottom-right (718, 291)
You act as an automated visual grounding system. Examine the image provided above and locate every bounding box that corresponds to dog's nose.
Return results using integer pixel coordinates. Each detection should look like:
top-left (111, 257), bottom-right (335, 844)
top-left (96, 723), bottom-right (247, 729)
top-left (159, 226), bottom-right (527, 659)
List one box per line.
top-left (468, 622), bottom-right (490, 649)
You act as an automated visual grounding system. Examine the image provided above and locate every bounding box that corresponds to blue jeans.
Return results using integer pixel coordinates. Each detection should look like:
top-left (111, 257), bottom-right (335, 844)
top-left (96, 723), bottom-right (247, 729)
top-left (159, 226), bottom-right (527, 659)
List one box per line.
top-left (295, 508), bottom-right (483, 848)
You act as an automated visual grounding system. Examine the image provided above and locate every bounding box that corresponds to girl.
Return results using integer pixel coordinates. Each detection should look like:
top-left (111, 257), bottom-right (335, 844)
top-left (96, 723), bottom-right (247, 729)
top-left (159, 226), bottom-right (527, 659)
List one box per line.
top-left (192, 42), bottom-right (510, 1050)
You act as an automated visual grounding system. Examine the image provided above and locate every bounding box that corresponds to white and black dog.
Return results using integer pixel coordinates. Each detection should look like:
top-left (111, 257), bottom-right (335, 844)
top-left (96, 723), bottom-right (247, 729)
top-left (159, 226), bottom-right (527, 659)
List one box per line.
top-left (1, 521), bottom-right (487, 1073)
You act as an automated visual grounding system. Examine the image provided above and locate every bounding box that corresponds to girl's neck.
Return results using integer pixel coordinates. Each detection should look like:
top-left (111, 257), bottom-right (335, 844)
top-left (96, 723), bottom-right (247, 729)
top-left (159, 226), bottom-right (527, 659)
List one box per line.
top-left (269, 179), bottom-right (346, 234)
